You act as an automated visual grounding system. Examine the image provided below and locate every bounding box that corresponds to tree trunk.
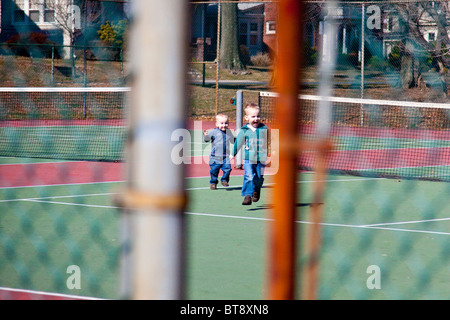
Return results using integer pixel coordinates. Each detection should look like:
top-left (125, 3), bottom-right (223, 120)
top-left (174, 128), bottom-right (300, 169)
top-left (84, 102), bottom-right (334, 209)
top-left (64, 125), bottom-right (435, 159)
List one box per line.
top-left (400, 53), bottom-right (414, 89)
top-left (399, 40), bottom-right (420, 89)
top-left (437, 60), bottom-right (448, 96)
top-left (394, 3), bottom-right (449, 94)
top-left (219, 3), bottom-right (244, 70)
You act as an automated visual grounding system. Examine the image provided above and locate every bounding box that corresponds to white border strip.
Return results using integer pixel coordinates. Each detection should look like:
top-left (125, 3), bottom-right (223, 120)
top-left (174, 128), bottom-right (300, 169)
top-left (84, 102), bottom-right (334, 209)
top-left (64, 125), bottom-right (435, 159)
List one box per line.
top-left (0, 87), bottom-right (130, 93)
top-left (0, 286), bottom-right (104, 300)
top-left (260, 91), bottom-right (450, 110)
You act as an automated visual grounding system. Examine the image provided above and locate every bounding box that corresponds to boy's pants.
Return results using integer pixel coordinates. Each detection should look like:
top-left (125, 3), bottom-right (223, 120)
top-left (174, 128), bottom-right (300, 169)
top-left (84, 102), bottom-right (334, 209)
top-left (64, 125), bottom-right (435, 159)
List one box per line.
top-left (241, 160), bottom-right (265, 197)
top-left (209, 159), bottom-right (231, 185)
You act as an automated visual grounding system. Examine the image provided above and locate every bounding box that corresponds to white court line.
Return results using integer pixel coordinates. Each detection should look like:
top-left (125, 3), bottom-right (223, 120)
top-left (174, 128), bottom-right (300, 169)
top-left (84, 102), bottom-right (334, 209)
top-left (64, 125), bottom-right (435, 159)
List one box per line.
top-left (0, 192), bottom-right (118, 202)
top-left (12, 198), bottom-right (450, 237)
top-left (3, 175), bottom-right (449, 237)
top-left (0, 160), bottom-right (87, 166)
top-left (23, 199), bottom-right (116, 210)
top-left (0, 180), bottom-right (125, 190)
top-left (361, 216), bottom-right (450, 227)
top-left (184, 211), bottom-right (450, 236)
top-left (0, 176), bottom-right (381, 201)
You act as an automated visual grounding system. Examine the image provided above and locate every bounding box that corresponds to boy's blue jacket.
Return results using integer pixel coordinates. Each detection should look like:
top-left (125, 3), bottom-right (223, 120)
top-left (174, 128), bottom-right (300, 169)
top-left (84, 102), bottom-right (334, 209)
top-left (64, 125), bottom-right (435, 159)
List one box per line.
top-left (233, 123), bottom-right (270, 162)
top-left (204, 128), bottom-right (235, 161)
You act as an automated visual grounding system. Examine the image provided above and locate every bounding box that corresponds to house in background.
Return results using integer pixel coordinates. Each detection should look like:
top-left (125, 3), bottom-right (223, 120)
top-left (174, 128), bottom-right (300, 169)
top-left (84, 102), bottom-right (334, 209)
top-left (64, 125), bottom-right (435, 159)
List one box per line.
top-left (190, 0), bottom-right (278, 61)
top-left (1, 0), bottom-right (64, 45)
top-left (305, 3), bottom-right (448, 67)
top-left (237, 2), bottom-right (264, 55)
top-left (0, 0), bottom-right (127, 58)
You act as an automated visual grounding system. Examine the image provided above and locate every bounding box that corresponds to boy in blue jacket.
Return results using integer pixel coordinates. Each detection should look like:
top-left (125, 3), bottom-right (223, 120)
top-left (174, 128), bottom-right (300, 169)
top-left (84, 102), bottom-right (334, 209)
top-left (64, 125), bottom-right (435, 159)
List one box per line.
top-left (203, 113), bottom-right (235, 190)
top-left (233, 103), bottom-right (271, 205)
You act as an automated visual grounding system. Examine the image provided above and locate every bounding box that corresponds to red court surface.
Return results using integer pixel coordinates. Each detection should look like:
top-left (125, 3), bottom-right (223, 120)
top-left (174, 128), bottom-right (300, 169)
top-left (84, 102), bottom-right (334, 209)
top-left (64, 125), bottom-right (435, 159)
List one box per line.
top-left (0, 159), bottom-right (248, 189)
top-left (0, 287), bottom-right (102, 300)
top-left (0, 120), bottom-right (244, 189)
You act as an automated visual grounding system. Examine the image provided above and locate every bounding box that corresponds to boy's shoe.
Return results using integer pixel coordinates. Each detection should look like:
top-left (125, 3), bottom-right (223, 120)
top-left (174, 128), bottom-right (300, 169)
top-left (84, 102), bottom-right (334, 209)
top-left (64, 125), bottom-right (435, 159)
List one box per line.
top-left (210, 184), bottom-right (217, 190)
top-left (252, 191), bottom-right (260, 202)
top-left (221, 181), bottom-right (229, 187)
top-left (242, 195), bottom-right (252, 205)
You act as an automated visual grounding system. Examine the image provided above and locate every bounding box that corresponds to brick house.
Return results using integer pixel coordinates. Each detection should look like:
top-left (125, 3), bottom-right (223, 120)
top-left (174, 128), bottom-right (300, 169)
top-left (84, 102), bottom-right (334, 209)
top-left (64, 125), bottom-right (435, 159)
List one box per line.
top-left (190, 0), bottom-right (279, 61)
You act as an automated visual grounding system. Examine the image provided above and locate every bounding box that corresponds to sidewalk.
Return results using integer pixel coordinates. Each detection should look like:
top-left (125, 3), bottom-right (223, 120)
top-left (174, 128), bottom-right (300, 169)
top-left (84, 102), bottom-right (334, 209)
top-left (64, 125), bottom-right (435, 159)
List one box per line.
top-left (189, 79), bottom-right (268, 87)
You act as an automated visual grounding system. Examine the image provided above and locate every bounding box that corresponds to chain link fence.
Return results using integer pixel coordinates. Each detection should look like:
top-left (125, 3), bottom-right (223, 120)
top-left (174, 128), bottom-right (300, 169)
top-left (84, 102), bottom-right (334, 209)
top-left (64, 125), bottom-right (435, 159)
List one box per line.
top-left (189, 0), bottom-right (450, 120)
top-left (1, 0), bottom-right (450, 300)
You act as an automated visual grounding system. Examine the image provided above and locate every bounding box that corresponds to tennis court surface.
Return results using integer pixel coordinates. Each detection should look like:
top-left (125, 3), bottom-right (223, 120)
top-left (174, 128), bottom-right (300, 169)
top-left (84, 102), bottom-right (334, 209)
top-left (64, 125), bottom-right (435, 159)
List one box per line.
top-left (1, 125), bottom-right (450, 299)
top-left (1, 85), bottom-right (450, 299)
top-left (0, 88), bottom-right (450, 300)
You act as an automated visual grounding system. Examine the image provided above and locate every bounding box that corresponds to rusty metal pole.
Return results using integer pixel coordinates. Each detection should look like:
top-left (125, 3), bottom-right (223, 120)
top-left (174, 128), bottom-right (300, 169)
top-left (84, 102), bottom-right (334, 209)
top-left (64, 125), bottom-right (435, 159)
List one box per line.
top-left (268, 0), bottom-right (303, 300)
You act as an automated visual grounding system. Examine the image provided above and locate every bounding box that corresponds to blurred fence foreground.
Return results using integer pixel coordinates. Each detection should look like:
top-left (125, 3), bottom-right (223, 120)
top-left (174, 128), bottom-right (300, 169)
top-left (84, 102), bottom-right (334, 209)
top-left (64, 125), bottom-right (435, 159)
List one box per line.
top-left (120, 0), bottom-right (187, 300)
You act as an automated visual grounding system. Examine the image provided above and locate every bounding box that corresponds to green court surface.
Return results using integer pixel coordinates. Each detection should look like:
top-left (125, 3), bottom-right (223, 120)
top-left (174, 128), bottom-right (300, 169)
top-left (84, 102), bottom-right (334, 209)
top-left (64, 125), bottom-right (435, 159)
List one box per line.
top-left (1, 167), bottom-right (450, 299)
top-left (334, 136), bottom-right (450, 151)
top-left (0, 126), bottom-right (125, 161)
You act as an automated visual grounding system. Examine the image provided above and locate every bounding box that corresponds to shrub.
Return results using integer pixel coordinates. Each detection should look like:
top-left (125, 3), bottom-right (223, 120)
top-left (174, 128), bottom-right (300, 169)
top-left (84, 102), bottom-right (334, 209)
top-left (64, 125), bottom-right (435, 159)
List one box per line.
top-left (97, 20), bottom-right (128, 48)
top-left (388, 45), bottom-right (402, 70)
top-left (303, 46), bottom-right (318, 66)
top-left (367, 56), bottom-right (390, 71)
top-left (239, 45), bottom-right (251, 66)
top-left (96, 20), bottom-right (128, 61)
top-left (250, 52), bottom-right (272, 67)
top-left (5, 32), bottom-right (60, 58)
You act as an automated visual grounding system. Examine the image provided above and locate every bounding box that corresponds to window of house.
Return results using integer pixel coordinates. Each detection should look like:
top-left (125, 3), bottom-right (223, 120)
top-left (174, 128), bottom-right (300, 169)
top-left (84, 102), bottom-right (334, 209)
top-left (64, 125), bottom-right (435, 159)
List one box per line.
top-left (240, 22), bottom-right (248, 44)
top-left (13, 0), bottom-right (26, 23)
top-left (13, 0), bottom-right (56, 25)
top-left (266, 21), bottom-right (276, 34)
top-left (428, 32), bottom-right (436, 42)
top-left (429, 1), bottom-right (441, 10)
top-left (29, 0), bottom-right (41, 23)
top-left (239, 19), bottom-right (263, 55)
top-left (383, 9), bottom-right (400, 34)
top-left (44, 0), bottom-right (55, 23)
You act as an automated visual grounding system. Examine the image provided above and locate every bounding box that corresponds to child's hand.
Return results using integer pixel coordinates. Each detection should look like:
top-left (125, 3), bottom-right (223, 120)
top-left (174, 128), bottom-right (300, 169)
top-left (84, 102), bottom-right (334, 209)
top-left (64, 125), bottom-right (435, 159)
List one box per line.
top-left (266, 151), bottom-right (276, 167)
top-left (265, 155), bottom-right (272, 167)
top-left (203, 129), bottom-right (212, 142)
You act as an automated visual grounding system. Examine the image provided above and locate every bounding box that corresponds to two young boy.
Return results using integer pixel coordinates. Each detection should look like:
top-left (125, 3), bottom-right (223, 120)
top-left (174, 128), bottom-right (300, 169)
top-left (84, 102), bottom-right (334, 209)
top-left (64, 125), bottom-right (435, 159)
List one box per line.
top-left (203, 103), bottom-right (271, 205)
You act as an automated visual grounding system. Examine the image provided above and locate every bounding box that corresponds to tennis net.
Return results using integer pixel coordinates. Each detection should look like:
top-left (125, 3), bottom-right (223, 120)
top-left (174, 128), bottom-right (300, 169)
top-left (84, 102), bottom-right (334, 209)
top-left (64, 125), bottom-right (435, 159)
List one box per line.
top-left (0, 87), bottom-right (130, 161)
top-left (259, 91), bottom-right (450, 182)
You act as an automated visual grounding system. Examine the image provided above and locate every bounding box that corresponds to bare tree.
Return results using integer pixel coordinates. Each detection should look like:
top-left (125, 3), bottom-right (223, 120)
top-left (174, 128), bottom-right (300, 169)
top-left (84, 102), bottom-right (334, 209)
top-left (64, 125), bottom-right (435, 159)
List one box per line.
top-left (392, 1), bottom-right (450, 93)
top-left (44, 0), bottom-right (80, 59)
top-left (45, 0), bottom-right (106, 78)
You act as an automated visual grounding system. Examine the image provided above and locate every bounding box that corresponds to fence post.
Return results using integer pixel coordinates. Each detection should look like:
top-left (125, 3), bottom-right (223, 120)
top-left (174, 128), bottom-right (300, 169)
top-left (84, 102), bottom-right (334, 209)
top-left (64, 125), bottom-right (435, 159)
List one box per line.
top-left (235, 89), bottom-right (243, 169)
top-left (361, 3), bottom-right (365, 126)
top-left (215, 0), bottom-right (221, 115)
top-left (120, 0), bottom-right (187, 300)
top-left (268, 0), bottom-right (302, 300)
top-left (51, 46), bottom-right (54, 84)
top-left (120, 48), bottom-right (124, 79)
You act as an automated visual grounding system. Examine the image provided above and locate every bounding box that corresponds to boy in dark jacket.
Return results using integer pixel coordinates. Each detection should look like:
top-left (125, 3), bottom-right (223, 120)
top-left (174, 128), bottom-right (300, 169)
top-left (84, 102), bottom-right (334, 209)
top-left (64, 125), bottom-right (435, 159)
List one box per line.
top-left (203, 113), bottom-right (235, 190)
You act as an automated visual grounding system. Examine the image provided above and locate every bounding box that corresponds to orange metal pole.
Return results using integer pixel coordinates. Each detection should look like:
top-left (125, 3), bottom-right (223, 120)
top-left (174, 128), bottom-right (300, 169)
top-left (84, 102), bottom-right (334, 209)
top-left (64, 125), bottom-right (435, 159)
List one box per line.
top-left (268, 0), bottom-right (303, 300)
